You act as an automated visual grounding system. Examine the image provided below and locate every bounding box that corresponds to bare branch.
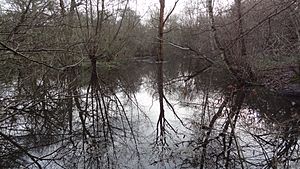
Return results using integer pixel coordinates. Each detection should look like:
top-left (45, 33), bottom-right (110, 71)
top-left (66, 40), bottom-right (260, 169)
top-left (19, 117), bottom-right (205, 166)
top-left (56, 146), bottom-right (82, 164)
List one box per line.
top-left (0, 41), bottom-right (60, 70)
top-left (163, 0), bottom-right (179, 26)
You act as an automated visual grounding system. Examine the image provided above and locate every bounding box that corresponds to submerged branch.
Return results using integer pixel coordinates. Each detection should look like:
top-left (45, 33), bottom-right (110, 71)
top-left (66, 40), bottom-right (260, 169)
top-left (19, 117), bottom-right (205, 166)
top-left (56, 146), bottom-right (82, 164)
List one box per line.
top-left (163, 95), bottom-right (185, 127)
top-left (0, 131), bottom-right (42, 169)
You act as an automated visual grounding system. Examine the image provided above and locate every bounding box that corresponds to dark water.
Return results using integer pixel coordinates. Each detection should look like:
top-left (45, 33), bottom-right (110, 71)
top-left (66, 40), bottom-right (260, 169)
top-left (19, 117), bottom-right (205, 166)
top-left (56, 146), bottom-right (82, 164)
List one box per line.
top-left (0, 56), bottom-right (299, 169)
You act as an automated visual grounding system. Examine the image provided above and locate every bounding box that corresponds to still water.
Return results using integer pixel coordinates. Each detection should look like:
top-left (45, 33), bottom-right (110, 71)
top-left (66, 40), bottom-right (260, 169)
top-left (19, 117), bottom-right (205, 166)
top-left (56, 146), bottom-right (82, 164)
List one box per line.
top-left (0, 58), bottom-right (299, 169)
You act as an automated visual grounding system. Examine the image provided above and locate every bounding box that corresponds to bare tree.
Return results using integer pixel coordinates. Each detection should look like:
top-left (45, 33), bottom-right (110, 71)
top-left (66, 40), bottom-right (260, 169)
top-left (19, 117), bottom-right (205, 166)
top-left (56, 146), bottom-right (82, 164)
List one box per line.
top-left (156, 0), bottom-right (179, 146)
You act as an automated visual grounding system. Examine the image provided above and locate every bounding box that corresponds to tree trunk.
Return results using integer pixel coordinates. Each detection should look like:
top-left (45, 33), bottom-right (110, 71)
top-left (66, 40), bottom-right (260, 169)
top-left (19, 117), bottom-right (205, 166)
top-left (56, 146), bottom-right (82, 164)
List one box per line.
top-left (158, 0), bottom-right (165, 62)
top-left (235, 0), bottom-right (246, 58)
top-left (156, 0), bottom-right (166, 145)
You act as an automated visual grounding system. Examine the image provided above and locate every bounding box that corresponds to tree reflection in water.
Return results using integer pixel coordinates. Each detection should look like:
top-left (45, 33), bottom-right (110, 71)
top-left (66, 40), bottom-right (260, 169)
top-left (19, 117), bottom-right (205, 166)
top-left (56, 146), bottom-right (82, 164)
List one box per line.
top-left (0, 59), bottom-right (300, 169)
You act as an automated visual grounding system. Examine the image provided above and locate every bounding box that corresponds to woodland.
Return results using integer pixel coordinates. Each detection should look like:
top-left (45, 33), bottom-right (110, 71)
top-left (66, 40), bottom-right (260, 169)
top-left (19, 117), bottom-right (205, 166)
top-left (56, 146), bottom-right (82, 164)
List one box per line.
top-left (0, 0), bottom-right (300, 168)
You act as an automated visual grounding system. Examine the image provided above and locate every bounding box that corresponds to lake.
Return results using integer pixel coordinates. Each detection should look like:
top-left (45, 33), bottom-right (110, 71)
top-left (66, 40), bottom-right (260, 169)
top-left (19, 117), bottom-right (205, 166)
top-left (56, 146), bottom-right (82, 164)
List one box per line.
top-left (0, 57), bottom-right (299, 169)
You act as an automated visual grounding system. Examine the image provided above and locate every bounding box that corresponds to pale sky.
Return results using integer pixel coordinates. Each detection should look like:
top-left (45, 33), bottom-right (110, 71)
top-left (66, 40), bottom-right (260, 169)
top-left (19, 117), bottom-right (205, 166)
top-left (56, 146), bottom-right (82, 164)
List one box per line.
top-left (0, 0), bottom-right (234, 19)
top-left (131, 0), bottom-right (188, 17)
top-left (131, 0), bottom-right (234, 19)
